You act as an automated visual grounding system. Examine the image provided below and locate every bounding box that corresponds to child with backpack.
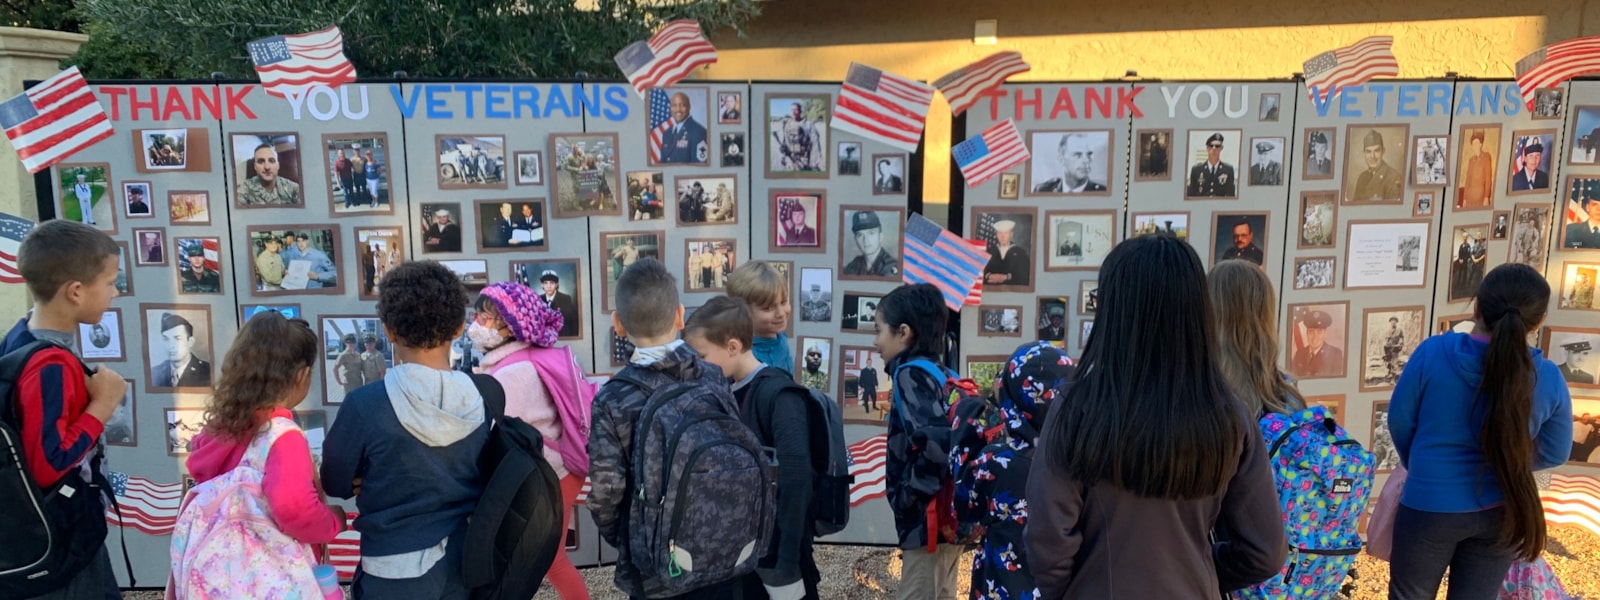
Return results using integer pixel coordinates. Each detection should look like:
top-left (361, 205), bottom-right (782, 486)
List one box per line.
top-left (684, 297), bottom-right (816, 600)
top-left (727, 262), bottom-right (794, 375)
top-left (469, 282), bottom-right (594, 600)
top-left (588, 259), bottom-right (773, 600)
top-left (169, 310), bottom-right (345, 598)
top-left (321, 261), bottom-right (488, 599)
top-left (2, 220), bottom-right (127, 600)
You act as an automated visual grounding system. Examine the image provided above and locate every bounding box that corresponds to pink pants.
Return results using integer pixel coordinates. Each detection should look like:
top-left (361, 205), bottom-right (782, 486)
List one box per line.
top-left (546, 474), bottom-right (591, 599)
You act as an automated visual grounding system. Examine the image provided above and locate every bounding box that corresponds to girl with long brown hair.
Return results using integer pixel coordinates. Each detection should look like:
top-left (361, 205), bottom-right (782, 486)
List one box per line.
top-left (1207, 259), bottom-right (1306, 417)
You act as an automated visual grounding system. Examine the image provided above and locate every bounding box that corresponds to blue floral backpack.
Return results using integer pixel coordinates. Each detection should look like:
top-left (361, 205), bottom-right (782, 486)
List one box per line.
top-left (1233, 405), bottom-right (1375, 600)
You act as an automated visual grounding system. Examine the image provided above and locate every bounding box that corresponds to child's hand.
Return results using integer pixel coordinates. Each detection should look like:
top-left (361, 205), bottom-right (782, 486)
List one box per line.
top-left (350, 477), bottom-right (362, 496)
top-left (85, 366), bottom-right (127, 424)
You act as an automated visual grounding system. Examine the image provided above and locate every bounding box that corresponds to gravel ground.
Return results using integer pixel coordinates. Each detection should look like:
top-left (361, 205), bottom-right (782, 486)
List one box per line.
top-left (121, 524), bottom-right (1600, 599)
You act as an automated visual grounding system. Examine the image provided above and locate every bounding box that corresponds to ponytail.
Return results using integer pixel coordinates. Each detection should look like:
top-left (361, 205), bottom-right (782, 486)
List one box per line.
top-left (1476, 264), bottom-right (1551, 561)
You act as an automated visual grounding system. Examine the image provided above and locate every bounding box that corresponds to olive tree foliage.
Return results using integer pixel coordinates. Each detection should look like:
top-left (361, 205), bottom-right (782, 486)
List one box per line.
top-left (69, 0), bottom-right (760, 80)
top-left (1, 0), bottom-right (79, 31)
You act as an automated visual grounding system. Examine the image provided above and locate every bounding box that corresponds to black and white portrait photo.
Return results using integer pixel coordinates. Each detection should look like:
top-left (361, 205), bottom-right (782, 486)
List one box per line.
top-left (1299, 192), bottom-right (1337, 249)
top-left (105, 384), bottom-right (135, 446)
top-left (1532, 88), bottom-right (1564, 120)
top-left (721, 133), bottom-right (745, 168)
top-left (841, 292), bottom-right (882, 333)
top-left (78, 308), bottom-right (124, 362)
top-left (840, 207), bottom-right (903, 280)
top-left (799, 268), bottom-right (833, 323)
top-left (1342, 124), bottom-right (1409, 204)
top-left (1304, 128), bottom-right (1335, 180)
top-left (1030, 130), bottom-right (1112, 195)
top-left (1135, 129), bottom-right (1171, 181)
top-left (999, 173), bottom-right (1021, 199)
top-left (165, 408), bottom-right (204, 456)
top-left (142, 304), bottom-right (213, 393)
top-left (973, 208), bottom-right (1036, 292)
top-left (838, 142), bottom-right (861, 176)
top-left (514, 151), bottom-right (543, 186)
top-left (1248, 137), bottom-right (1284, 187)
top-left (1258, 93), bottom-right (1280, 122)
top-left (871, 155), bottom-right (905, 195)
top-left (1546, 327), bottom-right (1600, 388)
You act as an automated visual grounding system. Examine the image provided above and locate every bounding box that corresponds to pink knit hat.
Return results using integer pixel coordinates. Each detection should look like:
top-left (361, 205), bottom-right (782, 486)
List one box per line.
top-left (479, 282), bottom-right (563, 348)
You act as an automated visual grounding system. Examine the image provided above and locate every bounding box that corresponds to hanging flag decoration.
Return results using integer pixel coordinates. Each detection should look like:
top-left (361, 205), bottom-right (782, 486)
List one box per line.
top-left (104, 472), bottom-right (183, 535)
top-left (964, 239), bottom-right (986, 306)
top-left (1541, 472), bottom-right (1600, 539)
top-left (1302, 36), bottom-right (1399, 102)
top-left (832, 63), bottom-right (934, 153)
top-left (248, 26), bottom-right (358, 99)
top-left (0, 212), bottom-right (34, 284)
top-left (0, 67), bottom-right (113, 174)
top-left (1516, 36), bottom-right (1600, 110)
top-left (616, 20), bottom-right (718, 97)
top-left (933, 51), bottom-right (1030, 116)
top-left (903, 213), bottom-right (987, 311)
top-left (952, 119), bottom-right (1030, 187)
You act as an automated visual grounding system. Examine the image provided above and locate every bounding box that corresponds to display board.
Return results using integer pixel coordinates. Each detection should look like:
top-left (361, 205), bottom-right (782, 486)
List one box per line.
top-left (1557, 82), bottom-right (1600, 468)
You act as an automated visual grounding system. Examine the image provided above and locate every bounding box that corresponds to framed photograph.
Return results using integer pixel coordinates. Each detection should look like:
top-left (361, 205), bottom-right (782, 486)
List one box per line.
top-left (514, 151), bottom-right (544, 185)
top-left (1028, 129), bottom-right (1114, 196)
top-left (1411, 135), bottom-right (1449, 186)
top-left (113, 242), bottom-right (133, 295)
top-left (718, 91), bottom-right (743, 125)
top-left (1532, 88), bottom-right (1564, 120)
top-left (56, 163), bottom-right (114, 232)
top-left (721, 133), bottom-right (745, 168)
top-left (840, 346), bottom-right (890, 424)
top-left (78, 308), bottom-right (124, 362)
top-left (1359, 306), bottom-right (1425, 392)
top-left (1129, 211), bottom-right (1190, 241)
top-left (1454, 124), bottom-right (1502, 211)
top-left (474, 199), bottom-right (547, 252)
top-left (1507, 129), bottom-right (1556, 195)
top-left (1340, 123), bottom-right (1408, 205)
top-left (292, 410), bottom-right (329, 470)
top-left (798, 268), bottom-right (833, 323)
top-left (165, 408), bottom-right (205, 456)
top-left (1286, 301), bottom-right (1350, 380)
top-left (1371, 401), bottom-right (1400, 473)
top-left (1546, 326), bottom-right (1600, 389)
top-left (1078, 319), bottom-right (1095, 350)
top-left (173, 237), bottom-right (222, 295)
top-left (1563, 176), bottom-right (1600, 250)
top-left (1258, 93), bottom-right (1281, 121)
top-left (441, 259), bottom-right (490, 294)
top-left (1412, 191), bottom-right (1436, 218)
top-left (1509, 203), bottom-right (1554, 269)
top-left (1343, 220), bottom-right (1431, 289)
top-left (1304, 394), bottom-right (1345, 422)
top-left (240, 304), bottom-right (302, 322)
top-left (674, 175), bottom-right (738, 226)
top-left (766, 93), bottom-right (830, 179)
top-left (167, 190), bottom-right (210, 226)
top-left (511, 259), bottom-right (584, 339)
top-left (231, 133), bottom-right (304, 207)
top-left (136, 128), bottom-right (195, 172)
top-left (625, 171), bottom-right (665, 221)
top-left (1303, 127), bottom-right (1336, 180)
top-left (871, 154), bottom-right (907, 195)
top-left (319, 316), bottom-right (392, 405)
top-left (1561, 262), bottom-right (1600, 311)
top-left (1211, 212), bottom-right (1269, 267)
top-left (1491, 211), bottom-right (1511, 240)
top-left (978, 305), bottom-right (1024, 337)
top-left (354, 227), bottom-right (404, 301)
top-left (798, 337), bottom-right (832, 392)
top-left (773, 190), bottom-right (825, 253)
top-left (1037, 296), bottom-right (1069, 344)
top-left (1044, 210), bottom-right (1116, 271)
top-left (1078, 281), bottom-right (1098, 316)
top-left (1571, 106), bottom-right (1600, 165)
top-left (837, 142), bottom-right (861, 176)
top-left (840, 292), bottom-right (883, 333)
top-left (1298, 191), bottom-right (1338, 249)
top-left (321, 133), bottom-right (393, 213)
top-left (601, 231), bottom-right (664, 312)
top-left (419, 202), bottom-right (463, 254)
top-left (1292, 256), bottom-right (1337, 290)
top-left (1445, 223), bottom-right (1490, 303)
top-left (1246, 137), bottom-right (1285, 187)
top-left (998, 173), bottom-right (1021, 199)
top-left (435, 134), bottom-right (506, 189)
top-left (105, 382), bottom-right (135, 447)
top-left (141, 303), bottom-right (214, 393)
top-left (1182, 129), bottom-right (1241, 199)
top-left (684, 239), bottom-right (736, 293)
top-left (550, 132), bottom-right (622, 217)
top-left (966, 355), bottom-right (1011, 396)
top-left (122, 181), bottom-right (153, 218)
top-left (647, 87), bottom-right (710, 166)
top-left (244, 226), bottom-right (342, 296)
top-left (839, 206), bottom-right (905, 282)
top-left (972, 207), bottom-right (1037, 292)
top-left (132, 228), bottom-right (167, 266)
top-left (1135, 129), bottom-right (1173, 181)
top-left (1435, 312), bottom-right (1473, 335)
top-left (1573, 397), bottom-right (1600, 464)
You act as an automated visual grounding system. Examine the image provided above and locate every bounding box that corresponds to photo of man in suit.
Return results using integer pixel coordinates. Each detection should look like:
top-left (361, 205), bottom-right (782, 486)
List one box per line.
top-left (151, 312), bottom-right (211, 388)
top-left (657, 91), bottom-right (707, 164)
top-left (1305, 130), bottom-right (1333, 177)
top-left (1035, 131), bottom-right (1109, 193)
top-left (1560, 341), bottom-right (1595, 385)
top-left (1511, 138), bottom-right (1551, 192)
top-left (1188, 132), bottom-right (1236, 197)
top-left (873, 158), bottom-right (904, 194)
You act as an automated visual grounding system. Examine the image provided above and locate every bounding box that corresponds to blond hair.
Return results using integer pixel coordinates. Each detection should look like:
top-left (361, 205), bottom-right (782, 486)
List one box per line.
top-left (727, 261), bottom-right (788, 310)
top-left (1207, 260), bottom-right (1305, 416)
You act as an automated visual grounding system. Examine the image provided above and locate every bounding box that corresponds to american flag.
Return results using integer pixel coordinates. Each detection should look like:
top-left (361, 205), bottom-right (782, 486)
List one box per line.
top-left (1516, 37), bottom-right (1600, 110)
top-left (832, 63), bottom-right (934, 153)
top-left (0, 67), bottom-right (113, 174)
top-left (176, 238), bottom-right (221, 272)
top-left (847, 435), bottom-right (888, 506)
top-left (615, 20), bottom-right (717, 97)
top-left (646, 89), bottom-right (674, 164)
top-left (104, 472), bottom-right (183, 535)
top-left (1541, 472), bottom-right (1600, 539)
top-left (965, 240), bottom-right (986, 306)
top-left (0, 212), bottom-right (33, 284)
top-left (932, 51), bottom-right (1031, 116)
top-left (328, 511), bottom-right (362, 579)
top-left (1568, 177), bottom-right (1597, 226)
top-left (1303, 36), bottom-right (1400, 102)
top-left (902, 213), bottom-right (986, 311)
top-left (952, 120), bottom-right (1029, 187)
top-left (247, 26), bottom-right (357, 100)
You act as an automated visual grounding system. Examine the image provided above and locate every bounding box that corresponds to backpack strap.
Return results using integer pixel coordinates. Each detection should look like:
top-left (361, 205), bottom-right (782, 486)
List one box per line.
top-left (889, 358), bottom-right (950, 431)
top-left (472, 373), bottom-right (507, 422)
top-left (239, 417), bottom-right (302, 472)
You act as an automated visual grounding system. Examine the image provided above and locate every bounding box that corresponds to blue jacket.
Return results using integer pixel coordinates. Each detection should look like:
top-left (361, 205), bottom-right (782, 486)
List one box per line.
top-left (1390, 333), bottom-right (1572, 512)
top-left (753, 332), bottom-right (793, 376)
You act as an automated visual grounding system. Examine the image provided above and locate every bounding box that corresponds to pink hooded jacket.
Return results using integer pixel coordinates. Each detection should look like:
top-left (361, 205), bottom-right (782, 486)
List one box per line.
top-left (185, 407), bottom-right (342, 545)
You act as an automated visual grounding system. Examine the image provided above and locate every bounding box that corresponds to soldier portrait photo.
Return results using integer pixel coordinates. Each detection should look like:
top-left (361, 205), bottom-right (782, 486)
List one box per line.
top-left (1533, 88), bottom-right (1564, 120)
top-left (1135, 129), bottom-right (1172, 181)
top-left (1293, 257), bottom-right (1335, 290)
top-left (1029, 130), bottom-right (1112, 195)
top-left (174, 237), bottom-right (221, 295)
top-left (872, 154), bottom-right (906, 195)
top-left (141, 128), bottom-right (188, 170)
top-left (675, 175), bottom-right (738, 225)
top-left (121, 181), bottom-right (152, 218)
top-left (1303, 128), bottom-right (1335, 180)
top-left (1247, 137), bottom-right (1284, 187)
top-left (1511, 203), bottom-right (1552, 269)
top-left (721, 133), bottom-right (745, 168)
top-left (775, 192), bottom-right (823, 250)
top-left (142, 304), bottom-right (214, 393)
top-left (647, 87), bottom-right (710, 166)
top-left (246, 227), bottom-right (341, 295)
top-left (231, 133), bottom-right (303, 207)
top-left (419, 202), bottom-right (463, 254)
top-left (1560, 262), bottom-right (1598, 311)
top-left (974, 209), bottom-right (1035, 291)
top-left (355, 227), bottom-right (404, 300)
top-left (1299, 191), bottom-right (1337, 248)
top-left (1258, 93), bottom-right (1280, 121)
top-left (840, 206), bottom-right (903, 281)
top-left (1547, 329), bottom-right (1600, 387)
top-left (602, 231), bottom-right (662, 310)
top-left (838, 142), bottom-right (861, 176)
top-left (1413, 191), bottom-right (1436, 218)
top-left (1455, 124), bottom-right (1501, 210)
top-left (323, 133), bottom-right (392, 213)
top-left (512, 259), bottom-right (583, 339)
top-left (436, 134), bottom-right (506, 188)
top-left (1566, 177), bottom-right (1600, 250)
top-left (999, 173), bottom-right (1021, 199)
top-left (1045, 210), bottom-right (1115, 271)
top-left (134, 228), bottom-right (165, 266)
top-left (766, 94), bottom-right (829, 177)
top-left (685, 239), bottom-right (736, 292)
top-left (320, 317), bottom-right (391, 405)
top-left (1412, 135), bottom-right (1449, 185)
top-left (718, 91), bottom-right (742, 124)
top-left (1341, 124), bottom-right (1407, 204)
top-left (979, 306), bottom-right (1023, 337)
top-left (626, 170), bottom-right (665, 221)
top-left (1572, 107), bottom-right (1600, 164)
top-left (514, 151), bottom-right (543, 185)
top-left (798, 338), bottom-right (831, 391)
top-left (1037, 297), bottom-right (1068, 344)
top-left (841, 293), bottom-right (882, 332)
top-left (1211, 212), bottom-right (1268, 267)
top-left (1447, 224), bottom-right (1489, 302)
top-left (551, 133), bottom-right (622, 217)
top-left (1508, 131), bottom-right (1555, 194)
top-left (799, 267), bottom-right (833, 323)
top-left (1130, 211), bottom-right (1189, 240)
top-left (1287, 302), bottom-right (1349, 380)
top-left (168, 190), bottom-right (210, 224)
top-left (475, 200), bottom-right (546, 251)
top-left (1492, 211), bottom-right (1510, 240)
top-left (57, 163), bottom-right (113, 230)
top-left (1184, 130), bottom-right (1240, 199)
top-left (78, 309), bottom-right (124, 362)
top-left (1359, 307), bottom-right (1424, 391)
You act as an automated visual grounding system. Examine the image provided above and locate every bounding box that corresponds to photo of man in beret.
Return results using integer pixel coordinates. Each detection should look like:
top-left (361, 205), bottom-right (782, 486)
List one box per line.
top-left (1187, 132), bottom-right (1236, 198)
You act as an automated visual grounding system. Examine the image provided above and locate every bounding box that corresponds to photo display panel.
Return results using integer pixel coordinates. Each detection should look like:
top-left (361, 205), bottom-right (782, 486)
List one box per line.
top-left (1557, 81), bottom-right (1600, 469)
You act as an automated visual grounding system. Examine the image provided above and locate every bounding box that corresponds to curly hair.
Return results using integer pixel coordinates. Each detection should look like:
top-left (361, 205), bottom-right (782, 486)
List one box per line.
top-left (203, 311), bottom-right (318, 442)
top-left (378, 260), bottom-right (468, 349)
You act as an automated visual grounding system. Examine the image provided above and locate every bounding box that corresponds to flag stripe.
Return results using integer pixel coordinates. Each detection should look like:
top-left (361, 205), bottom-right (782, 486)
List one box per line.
top-left (953, 120), bottom-right (1030, 187)
top-left (903, 213), bottom-right (986, 310)
top-left (251, 26), bottom-right (358, 99)
top-left (938, 52), bottom-right (1031, 116)
top-left (618, 20), bottom-right (718, 95)
top-left (830, 62), bottom-right (932, 153)
top-left (0, 67), bottom-right (113, 173)
top-left (1303, 36), bottom-right (1399, 102)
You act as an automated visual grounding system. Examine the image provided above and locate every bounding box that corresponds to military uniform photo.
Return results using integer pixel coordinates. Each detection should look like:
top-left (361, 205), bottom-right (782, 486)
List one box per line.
top-left (841, 209), bottom-right (901, 279)
top-left (1346, 127), bottom-right (1406, 204)
top-left (1186, 132), bottom-right (1237, 198)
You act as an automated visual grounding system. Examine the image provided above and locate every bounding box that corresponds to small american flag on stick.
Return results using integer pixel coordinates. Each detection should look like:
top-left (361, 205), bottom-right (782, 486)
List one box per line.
top-left (1303, 36), bottom-right (1400, 102)
top-left (0, 212), bottom-right (34, 284)
top-left (832, 63), bottom-right (934, 153)
top-left (1516, 37), bottom-right (1600, 111)
top-left (903, 213), bottom-right (987, 311)
top-left (0, 67), bottom-right (113, 174)
top-left (933, 51), bottom-right (1030, 116)
top-left (952, 120), bottom-right (1029, 187)
top-left (615, 20), bottom-right (717, 98)
top-left (248, 26), bottom-right (357, 99)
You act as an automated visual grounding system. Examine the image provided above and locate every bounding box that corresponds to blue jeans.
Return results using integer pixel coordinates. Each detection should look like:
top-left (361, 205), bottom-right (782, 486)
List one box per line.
top-left (1388, 505), bottom-right (1516, 600)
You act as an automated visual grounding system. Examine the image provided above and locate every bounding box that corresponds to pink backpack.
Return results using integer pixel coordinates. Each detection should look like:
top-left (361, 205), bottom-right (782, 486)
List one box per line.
top-left (493, 345), bottom-right (595, 476)
top-left (165, 417), bottom-right (322, 600)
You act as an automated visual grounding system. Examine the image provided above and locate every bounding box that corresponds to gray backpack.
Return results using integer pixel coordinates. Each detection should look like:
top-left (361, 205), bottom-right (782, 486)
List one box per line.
top-left (750, 370), bottom-right (853, 536)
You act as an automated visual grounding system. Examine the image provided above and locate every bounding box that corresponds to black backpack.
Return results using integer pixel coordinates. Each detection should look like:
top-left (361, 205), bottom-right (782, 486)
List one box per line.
top-left (749, 369), bottom-right (853, 536)
top-left (460, 374), bottom-right (565, 600)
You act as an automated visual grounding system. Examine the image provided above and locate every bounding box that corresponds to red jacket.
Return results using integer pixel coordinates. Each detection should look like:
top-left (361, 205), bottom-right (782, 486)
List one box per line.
top-left (4, 321), bottom-right (103, 489)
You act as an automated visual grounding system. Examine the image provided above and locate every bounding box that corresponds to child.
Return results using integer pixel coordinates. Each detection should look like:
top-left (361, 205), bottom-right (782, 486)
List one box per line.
top-left (321, 261), bottom-right (487, 599)
top-left (727, 262), bottom-right (794, 375)
top-left (875, 283), bottom-right (963, 600)
top-left (469, 282), bottom-right (593, 600)
top-left (5, 219), bottom-right (127, 599)
top-left (684, 297), bottom-right (816, 600)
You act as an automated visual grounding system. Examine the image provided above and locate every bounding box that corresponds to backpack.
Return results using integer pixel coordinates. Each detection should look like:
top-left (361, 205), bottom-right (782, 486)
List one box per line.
top-left (166, 417), bottom-right (322, 600)
top-left (461, 374), bottom-right (566, 600)
top-left (749, 369), bottom-right (854, 536)
top-left (490, 346), bottom-right (595, 477)
top-left (0, 341), bottom-right (121, 598)
top-left (891, 358), bottom-right (987, 550)
top-left (1232, 405), bottom-right (1375, 600)
top-left (613, 369), bottom-right (776, 598)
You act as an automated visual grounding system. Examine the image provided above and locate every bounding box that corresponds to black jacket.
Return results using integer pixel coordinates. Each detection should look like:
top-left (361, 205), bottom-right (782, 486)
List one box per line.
top-left (741, 367), bottom-right (816, 586)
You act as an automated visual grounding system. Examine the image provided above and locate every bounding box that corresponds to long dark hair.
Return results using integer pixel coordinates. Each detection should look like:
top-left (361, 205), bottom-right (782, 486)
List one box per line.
top-left (1475, 263), bottom-right (1550, 561)
top-left (204, 311), bottom-right (318, 441)
top-left (1043, 235), bottom-right (1243, 499)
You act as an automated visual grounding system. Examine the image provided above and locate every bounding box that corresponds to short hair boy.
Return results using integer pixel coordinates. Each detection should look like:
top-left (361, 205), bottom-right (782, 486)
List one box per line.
top-left (726, 261), bottom-right (794, 375)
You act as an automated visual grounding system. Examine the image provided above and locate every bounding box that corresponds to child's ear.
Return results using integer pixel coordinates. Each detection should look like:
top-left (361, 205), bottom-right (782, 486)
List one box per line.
top-left (895, 322), bottom-right (914, 343)
top-left (674, 304), bottom-right (685, 331)
top-left (611, 312), bottom-right (627, 338)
